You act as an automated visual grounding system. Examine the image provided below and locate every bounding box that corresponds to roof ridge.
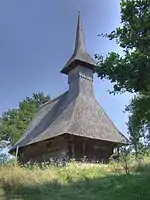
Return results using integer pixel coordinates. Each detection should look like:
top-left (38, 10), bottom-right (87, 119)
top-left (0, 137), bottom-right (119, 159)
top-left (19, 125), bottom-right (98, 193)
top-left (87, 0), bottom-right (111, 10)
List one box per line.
top-left (38, 91), bottom-right (68, 110)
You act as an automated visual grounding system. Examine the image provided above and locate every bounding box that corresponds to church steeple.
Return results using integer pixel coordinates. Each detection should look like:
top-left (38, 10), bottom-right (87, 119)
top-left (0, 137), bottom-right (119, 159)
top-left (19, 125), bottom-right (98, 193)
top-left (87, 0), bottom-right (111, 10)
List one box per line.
top-left (74, 11), bottom-right (86, 54)
top-left (61, 12), bottom-right (96, 75)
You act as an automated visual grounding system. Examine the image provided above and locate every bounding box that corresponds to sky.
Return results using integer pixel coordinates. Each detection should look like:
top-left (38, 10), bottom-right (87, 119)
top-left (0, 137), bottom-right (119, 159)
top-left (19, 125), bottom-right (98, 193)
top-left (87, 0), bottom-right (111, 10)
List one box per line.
top-left (0, 0), bottom-right (133, 137)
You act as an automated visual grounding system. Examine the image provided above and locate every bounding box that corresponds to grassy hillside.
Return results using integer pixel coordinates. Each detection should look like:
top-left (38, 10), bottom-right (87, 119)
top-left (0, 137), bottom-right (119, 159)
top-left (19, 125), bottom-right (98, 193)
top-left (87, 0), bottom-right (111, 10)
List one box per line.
top-left (0, 158), bottom-right (150, 200)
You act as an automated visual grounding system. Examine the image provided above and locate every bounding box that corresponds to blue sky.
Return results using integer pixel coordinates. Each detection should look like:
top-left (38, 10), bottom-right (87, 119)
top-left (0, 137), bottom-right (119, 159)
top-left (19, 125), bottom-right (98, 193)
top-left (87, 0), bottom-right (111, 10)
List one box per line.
top-left (0, 0), bottom-right (132, 137)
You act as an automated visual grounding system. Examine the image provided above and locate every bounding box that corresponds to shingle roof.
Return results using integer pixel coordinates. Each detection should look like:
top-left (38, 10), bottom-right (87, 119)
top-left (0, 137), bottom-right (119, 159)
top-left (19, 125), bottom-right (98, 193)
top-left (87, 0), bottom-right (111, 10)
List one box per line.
top-left (10, 91), bottom-right (127, 151)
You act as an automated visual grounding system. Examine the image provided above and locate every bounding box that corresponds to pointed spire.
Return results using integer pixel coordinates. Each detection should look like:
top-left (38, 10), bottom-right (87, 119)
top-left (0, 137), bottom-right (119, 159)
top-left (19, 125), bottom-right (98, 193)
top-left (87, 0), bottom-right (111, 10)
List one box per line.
top-left (61, 12), bottom-right (96, 75)
top-left (74, 11), bottom-right (86, 54)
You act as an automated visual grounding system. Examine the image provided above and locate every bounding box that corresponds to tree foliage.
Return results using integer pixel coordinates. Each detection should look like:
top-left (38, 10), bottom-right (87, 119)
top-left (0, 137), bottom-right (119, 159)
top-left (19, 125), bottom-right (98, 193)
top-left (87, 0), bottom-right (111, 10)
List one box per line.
top-left (0, 92), bottom-right (50, 145)
top-left (126, 92), bottom-right (150, 149)
top-left (95, 0), bottom-right (150, 153)
top-left (95, 0), bottom-right (150, 94)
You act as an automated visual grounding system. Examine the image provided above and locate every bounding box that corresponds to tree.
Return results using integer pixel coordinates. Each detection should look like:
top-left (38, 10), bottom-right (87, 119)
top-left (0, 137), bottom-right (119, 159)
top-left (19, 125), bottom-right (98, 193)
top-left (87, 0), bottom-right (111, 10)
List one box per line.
top-left (95, 0), bottom-right (150, 154)
top-left (126, 92), bottom-right (150, 152)
top-left (95, 0), bottom-right (150, 94)
top-left (0, 92), bottom-right (50, 145)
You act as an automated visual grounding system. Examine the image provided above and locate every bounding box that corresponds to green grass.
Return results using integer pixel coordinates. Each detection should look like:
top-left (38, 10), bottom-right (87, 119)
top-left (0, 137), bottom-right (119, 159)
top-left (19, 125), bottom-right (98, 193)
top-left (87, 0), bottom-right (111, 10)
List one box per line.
top-left (0, 158), bottom-right (150, 200)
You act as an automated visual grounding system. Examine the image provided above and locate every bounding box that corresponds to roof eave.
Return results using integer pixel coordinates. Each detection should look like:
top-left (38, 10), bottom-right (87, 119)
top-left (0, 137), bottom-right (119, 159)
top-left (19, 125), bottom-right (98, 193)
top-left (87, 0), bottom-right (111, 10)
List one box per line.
top-left (9, 132), bottom-right (129, 153)
top-left (60, 59), bottom-right (96, 75)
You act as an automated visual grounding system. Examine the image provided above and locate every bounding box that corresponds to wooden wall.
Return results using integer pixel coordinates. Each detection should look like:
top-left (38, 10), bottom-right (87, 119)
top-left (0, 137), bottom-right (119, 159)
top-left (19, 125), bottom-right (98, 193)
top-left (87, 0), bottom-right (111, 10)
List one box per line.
top-left (19, 135), bottom-right (68, 164)
top-left (18, 134), bottom-right (117, 164)
top-left (74, 136), bottom-right (115, 162)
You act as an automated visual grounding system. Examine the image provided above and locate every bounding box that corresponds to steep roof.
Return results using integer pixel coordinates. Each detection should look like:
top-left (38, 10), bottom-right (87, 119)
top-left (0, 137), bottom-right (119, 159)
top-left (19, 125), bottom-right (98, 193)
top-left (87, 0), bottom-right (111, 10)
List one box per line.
top-left (10, 91), bottom-right (127, 151)
top-left (61, 12), bottom-right (96, 75)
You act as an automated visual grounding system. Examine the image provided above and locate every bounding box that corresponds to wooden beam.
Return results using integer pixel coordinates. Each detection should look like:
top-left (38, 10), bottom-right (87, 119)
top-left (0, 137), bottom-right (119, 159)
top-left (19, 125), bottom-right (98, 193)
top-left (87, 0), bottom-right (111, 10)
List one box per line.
top-left (72, 142), bottom-right (74, 158)
top-left (82, 139), bottom-right (85, 158)
top-left (117, 146), bottom-right (120, 157)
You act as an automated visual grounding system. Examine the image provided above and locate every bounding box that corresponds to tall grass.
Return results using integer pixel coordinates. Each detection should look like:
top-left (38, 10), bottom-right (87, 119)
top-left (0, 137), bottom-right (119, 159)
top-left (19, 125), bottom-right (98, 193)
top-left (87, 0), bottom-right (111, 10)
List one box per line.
top-left (0, 156), bottom-right (150, 199)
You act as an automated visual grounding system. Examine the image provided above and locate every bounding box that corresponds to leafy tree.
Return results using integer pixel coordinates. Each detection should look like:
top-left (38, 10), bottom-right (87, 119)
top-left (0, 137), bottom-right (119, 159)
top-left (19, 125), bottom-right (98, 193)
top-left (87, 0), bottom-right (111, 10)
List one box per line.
top-left (126, 92), bottom-right (150, 153)
top-left (95, 0), bottom-right (150, 154)
top-left (0, 92), bottom-right (50, 145)
top-left (95, 0), bottom-right (150, 94)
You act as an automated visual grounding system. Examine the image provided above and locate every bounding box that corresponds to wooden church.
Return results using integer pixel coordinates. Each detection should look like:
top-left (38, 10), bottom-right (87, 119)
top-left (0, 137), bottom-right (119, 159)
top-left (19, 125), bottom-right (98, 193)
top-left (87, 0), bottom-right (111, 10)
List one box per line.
top-left (9, 13), bottom-right (127, 164)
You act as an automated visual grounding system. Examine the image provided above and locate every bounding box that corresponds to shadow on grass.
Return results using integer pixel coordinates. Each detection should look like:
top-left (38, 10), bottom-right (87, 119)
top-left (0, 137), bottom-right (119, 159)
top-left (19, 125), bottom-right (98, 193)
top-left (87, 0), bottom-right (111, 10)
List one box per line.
top-left (2, 167), bottom-right (150, 200)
